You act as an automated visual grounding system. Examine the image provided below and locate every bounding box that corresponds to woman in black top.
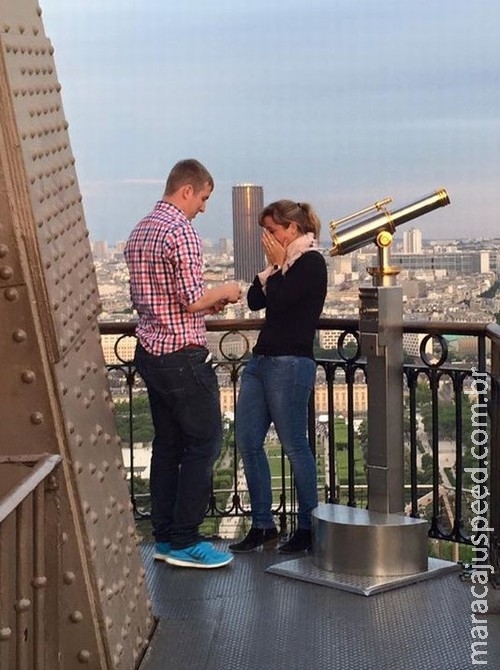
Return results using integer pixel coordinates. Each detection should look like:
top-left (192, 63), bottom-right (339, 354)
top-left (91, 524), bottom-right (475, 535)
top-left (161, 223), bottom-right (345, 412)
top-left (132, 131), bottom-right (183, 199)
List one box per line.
top-left (229, 200), bottom-right (327, 554)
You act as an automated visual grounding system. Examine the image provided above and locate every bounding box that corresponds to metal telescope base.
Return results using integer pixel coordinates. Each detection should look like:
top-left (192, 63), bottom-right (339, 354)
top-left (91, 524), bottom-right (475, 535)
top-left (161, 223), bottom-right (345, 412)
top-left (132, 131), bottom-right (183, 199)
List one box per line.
top-left (267, 504), bottom-right (459, 596)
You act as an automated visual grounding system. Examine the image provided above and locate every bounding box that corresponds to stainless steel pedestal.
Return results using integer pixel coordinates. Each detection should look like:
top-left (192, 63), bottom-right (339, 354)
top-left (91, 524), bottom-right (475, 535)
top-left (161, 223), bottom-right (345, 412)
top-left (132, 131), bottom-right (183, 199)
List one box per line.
top-left (312, 503), bottom-right (428, 577)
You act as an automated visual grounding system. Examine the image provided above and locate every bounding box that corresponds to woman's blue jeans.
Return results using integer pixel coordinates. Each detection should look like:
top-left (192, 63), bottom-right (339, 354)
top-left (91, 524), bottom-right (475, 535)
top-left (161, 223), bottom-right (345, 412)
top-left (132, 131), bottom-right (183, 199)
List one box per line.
top-left (235, 355), bottom-right (318, 530)
top-left (134, 344), bottom-right (222, 548)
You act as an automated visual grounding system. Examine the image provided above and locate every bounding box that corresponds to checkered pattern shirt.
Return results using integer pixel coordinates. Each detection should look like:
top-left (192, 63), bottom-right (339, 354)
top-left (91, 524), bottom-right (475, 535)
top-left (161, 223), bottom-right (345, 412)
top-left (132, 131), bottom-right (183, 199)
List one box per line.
top-left (124, 201), bottom-right (207, 355)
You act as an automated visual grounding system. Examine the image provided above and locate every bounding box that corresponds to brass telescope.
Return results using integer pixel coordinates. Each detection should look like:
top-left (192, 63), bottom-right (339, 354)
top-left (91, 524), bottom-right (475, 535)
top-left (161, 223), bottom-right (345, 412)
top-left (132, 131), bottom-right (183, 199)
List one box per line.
top-left (329, 188), bottom-right (450, 256)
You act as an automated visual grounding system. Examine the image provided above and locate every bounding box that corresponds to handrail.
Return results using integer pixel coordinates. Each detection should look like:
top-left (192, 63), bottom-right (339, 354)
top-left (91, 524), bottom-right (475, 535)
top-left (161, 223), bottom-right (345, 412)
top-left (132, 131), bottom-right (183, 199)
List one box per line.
top-left (99, 317), bottom-right (492, 337)
top-left (99, 317), bottom-right (492, 339)
top-left (0, 454), bottom-right (62, 523)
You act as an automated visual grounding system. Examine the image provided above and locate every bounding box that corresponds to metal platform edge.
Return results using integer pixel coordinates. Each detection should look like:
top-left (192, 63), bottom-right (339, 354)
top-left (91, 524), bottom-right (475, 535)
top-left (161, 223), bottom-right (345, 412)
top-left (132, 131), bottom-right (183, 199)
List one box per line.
top-left (266, 556), bottom-right (461, 596)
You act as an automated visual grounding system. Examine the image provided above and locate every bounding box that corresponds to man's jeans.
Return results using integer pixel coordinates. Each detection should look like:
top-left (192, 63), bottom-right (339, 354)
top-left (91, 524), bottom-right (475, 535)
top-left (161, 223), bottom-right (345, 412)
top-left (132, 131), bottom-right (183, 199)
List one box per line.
top-left (134, 344), bottom-right (222, 548)
top-left (235, 355), bottom-right (318, 529)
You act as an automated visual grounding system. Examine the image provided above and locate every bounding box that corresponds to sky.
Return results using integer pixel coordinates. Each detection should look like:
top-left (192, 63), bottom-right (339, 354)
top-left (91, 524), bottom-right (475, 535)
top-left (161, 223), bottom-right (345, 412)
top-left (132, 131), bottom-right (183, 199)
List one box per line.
top-left (39, 0), bottom-right (500, 246)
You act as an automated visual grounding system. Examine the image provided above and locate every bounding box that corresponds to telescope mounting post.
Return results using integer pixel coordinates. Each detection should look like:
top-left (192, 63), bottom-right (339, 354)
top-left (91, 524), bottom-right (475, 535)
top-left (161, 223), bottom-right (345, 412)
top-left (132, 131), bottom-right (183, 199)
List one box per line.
top-left (359, 228), bottom-right (405, 514)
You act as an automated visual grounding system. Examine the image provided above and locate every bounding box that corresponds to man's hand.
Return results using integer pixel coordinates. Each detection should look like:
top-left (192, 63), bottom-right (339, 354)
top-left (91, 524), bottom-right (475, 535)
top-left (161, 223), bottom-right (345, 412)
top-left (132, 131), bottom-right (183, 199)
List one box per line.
top-left (224, 282), bottom-right (242, 304)
top-left (207, 299), bottom-right (228, 314)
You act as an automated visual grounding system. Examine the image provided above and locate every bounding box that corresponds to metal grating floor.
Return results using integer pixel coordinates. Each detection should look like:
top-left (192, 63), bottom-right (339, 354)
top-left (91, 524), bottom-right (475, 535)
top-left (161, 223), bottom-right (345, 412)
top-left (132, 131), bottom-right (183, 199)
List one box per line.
top-left (138, 541), bottom-right (500, 670)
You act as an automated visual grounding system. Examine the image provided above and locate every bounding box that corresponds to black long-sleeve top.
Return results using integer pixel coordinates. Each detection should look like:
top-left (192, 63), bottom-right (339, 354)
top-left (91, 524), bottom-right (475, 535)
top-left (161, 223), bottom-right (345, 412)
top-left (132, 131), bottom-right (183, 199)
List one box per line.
top-left (248, 251), bottom-right (328, 359)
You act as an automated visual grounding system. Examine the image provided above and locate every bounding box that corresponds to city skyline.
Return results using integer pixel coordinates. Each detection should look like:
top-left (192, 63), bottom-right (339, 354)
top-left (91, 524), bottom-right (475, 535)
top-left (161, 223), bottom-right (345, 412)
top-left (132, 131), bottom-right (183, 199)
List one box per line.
top-left (41, 0), bottom-right (500, 244)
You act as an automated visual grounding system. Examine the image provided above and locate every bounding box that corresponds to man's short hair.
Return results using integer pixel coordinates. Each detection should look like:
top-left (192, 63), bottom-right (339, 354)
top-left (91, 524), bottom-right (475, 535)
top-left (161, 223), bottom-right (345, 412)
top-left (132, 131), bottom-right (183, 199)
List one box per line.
top-left (164, 159), bottom-right (214, 195)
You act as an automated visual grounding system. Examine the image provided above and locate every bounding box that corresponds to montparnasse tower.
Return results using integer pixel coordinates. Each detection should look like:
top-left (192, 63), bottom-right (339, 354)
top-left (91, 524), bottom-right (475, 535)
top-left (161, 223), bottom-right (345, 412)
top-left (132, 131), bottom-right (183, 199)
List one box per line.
top-left (232, 184), bottom-right (265, 282)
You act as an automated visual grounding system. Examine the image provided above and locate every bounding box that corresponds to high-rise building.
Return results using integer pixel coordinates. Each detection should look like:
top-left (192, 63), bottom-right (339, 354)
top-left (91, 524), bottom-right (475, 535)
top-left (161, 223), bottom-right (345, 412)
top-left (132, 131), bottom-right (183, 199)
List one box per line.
top-left (218, 237), bottom-right (232, 255)
top-left (403, 228), bottom-right (423, 254)
top-left (232, 184), bottom-right (265, 282)
top-left (92, 239), bottom-right (109, 259)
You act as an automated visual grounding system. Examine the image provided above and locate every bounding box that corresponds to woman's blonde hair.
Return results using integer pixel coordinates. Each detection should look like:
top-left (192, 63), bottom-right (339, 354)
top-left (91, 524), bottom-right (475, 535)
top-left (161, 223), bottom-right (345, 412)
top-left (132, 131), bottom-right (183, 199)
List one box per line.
top-left (258, 199), bottom-right (321, 239)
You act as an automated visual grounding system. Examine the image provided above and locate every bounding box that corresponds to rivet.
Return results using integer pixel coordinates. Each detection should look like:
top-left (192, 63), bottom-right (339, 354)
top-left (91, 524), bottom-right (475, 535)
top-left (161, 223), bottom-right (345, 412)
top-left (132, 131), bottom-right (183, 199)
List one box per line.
top-left (0, 265), bottom-right (13, 280)
top-left (30, 412), bottom-right (44, 425)
top-left (12, 329), bottom-right (27, 343)
top-left (77, 649), bottom-right (91, 663)
top-left (32, 576), bottom-right (47, 589)
top-left (21, 370), bottom-right (36, 384)
top-left (14, 598), bottom-right (31, 612)
top-left (69, 610), bottom-right (83, 623)
top-left (63, 571), bottom-right (76, 585)
top-left (0, 627), bottom-right (12, 640)
top-left (4, 287), bottom-right (19, 301)
top-left (0, 243), bottom-right (9, 258)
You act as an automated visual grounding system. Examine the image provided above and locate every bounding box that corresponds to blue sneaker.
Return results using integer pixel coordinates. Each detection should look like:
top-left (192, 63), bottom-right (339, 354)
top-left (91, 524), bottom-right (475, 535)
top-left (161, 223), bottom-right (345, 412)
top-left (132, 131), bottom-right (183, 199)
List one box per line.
top-left (166, 541), bottom-right (233, 569)
top-left (153, 542), bottom-right (171, 562)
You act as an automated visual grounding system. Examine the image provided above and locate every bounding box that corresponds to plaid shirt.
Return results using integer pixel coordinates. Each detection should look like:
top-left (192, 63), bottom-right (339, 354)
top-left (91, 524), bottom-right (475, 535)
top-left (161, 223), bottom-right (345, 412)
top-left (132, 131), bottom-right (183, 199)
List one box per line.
top-left (124, 201), bottom-right (207, 355)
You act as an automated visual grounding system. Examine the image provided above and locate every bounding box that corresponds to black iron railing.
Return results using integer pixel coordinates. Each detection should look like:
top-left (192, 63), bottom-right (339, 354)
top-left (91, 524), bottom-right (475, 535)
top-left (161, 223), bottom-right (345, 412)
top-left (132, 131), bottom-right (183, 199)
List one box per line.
top-left (99, 318), bottom-right (500, 564)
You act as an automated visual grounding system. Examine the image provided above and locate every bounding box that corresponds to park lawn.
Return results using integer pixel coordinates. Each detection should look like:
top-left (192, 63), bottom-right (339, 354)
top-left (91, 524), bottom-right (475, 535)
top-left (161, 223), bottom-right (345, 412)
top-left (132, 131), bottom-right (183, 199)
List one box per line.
top-left (264, 427), bottom-right (366, 505)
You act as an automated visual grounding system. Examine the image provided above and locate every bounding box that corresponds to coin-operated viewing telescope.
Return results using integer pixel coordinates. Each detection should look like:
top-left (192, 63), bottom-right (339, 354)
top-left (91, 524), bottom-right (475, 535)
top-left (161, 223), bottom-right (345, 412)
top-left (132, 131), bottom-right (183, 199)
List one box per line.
top-left (308, 187), bottom-right (452, 584)
top-left (329, 188), bottom-right (450, 286)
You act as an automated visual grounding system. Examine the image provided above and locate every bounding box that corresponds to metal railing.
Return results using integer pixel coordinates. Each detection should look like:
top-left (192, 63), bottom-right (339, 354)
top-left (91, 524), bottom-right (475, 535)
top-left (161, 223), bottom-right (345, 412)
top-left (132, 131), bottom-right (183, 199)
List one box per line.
top-left (0, 453), bottom-right (62, 670)
top-left (100, 318), bottom-right (500, 568)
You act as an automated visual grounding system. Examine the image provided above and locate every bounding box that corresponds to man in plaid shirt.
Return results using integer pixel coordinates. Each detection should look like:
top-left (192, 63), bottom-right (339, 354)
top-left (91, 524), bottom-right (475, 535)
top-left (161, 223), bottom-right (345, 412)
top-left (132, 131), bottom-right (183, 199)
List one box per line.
top-left (125, 159), bottom-right (241, 569)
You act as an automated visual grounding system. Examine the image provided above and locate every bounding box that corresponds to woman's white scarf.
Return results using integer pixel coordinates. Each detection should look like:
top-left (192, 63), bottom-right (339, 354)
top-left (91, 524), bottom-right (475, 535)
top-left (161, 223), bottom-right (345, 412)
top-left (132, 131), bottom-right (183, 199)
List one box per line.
top-left (258, 232), bottom-right (318, 292)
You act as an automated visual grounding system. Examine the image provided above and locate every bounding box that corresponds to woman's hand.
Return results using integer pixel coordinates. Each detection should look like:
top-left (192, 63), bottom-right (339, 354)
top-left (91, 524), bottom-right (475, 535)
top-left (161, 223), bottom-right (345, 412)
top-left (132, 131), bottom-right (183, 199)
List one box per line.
top-left (262, 230), bottom-right (285, 267)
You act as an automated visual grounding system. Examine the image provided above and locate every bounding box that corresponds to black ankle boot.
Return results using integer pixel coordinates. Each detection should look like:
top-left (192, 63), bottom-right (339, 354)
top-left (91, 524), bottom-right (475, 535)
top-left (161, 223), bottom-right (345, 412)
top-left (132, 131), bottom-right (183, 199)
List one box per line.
top-left (229, 527), bottom-right (278, 553)
top-left (278, 528), bottom-right (312, 554)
